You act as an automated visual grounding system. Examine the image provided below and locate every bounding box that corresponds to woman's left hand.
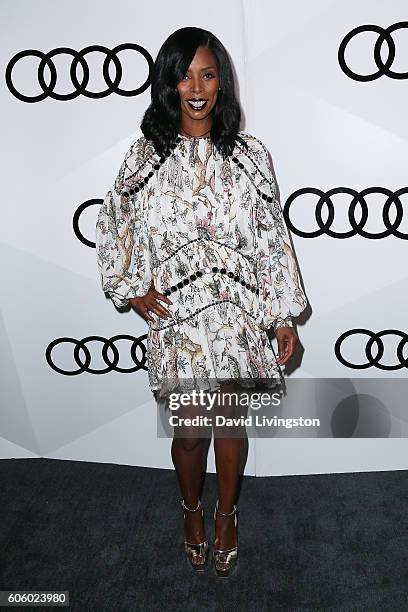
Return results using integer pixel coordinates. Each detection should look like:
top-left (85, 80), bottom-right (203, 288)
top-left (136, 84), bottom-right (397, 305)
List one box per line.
top-left (274, 327), bottom-right (298, 365)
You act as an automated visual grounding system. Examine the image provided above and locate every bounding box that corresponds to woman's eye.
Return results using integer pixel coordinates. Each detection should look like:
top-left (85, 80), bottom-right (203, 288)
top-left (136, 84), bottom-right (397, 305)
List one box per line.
top-left (181, 73), bottom-right (215, 80)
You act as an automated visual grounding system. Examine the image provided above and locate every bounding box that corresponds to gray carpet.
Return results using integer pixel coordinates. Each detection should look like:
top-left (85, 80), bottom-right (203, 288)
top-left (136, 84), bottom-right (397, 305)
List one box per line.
top-left (0, 458), bottom-right (407, 611)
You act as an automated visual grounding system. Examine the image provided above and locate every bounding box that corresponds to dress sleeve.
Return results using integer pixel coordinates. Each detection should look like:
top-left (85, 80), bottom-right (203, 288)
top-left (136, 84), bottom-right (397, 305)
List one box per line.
top-left (253, 138), bottom-right (307, 331)
top-left (95, 150), bottom-right (152, 309)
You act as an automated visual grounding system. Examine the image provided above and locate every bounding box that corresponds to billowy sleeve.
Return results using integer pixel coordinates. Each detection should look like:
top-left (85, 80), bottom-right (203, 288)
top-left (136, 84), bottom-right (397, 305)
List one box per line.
top-left (253, 138), bottom-right (307, 330)
top-left (95, 149), bottom-right (152, 309)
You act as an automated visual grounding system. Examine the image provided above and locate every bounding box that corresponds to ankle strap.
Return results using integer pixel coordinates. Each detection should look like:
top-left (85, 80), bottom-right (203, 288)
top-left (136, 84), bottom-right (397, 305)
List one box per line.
top-left (215, 499), bottom-right (237, 517)
top-left (181, 498), bottom-right (202, 513)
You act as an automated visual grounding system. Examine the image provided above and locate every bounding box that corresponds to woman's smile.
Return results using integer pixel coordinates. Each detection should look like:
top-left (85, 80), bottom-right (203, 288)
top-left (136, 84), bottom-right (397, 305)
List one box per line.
top-left (186, 99), bottom-right (208, 111)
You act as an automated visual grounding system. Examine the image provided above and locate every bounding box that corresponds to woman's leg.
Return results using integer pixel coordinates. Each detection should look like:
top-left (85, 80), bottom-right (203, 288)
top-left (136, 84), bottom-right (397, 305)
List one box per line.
top-left (213, 381), bottom-right (247, 550)
top-left (170, 391), bottom-right (211, 544)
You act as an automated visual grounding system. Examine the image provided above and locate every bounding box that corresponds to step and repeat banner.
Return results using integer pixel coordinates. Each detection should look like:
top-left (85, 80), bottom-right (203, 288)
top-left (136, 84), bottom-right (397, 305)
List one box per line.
top-left (1, 0), bottom-right (407, 475)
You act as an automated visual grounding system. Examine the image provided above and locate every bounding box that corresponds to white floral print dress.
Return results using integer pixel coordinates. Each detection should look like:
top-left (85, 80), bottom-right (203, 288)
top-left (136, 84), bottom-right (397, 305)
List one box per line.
top-left (95, 131), bottom-right (307, 399)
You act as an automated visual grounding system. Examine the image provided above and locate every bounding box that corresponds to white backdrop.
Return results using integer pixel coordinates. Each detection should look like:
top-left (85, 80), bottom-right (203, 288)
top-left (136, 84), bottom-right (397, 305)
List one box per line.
top-left (1, 0), bottom-right (408, 475)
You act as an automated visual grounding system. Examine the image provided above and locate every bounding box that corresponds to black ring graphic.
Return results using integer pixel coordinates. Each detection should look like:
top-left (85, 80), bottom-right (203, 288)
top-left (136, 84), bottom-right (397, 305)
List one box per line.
top-left (338, 22), bottom-right (408, 81)
top-left (5, 43), bottom-right (153, 102)
top-left (73, 199), bottom-right (102, 248)
top-left (283, 187), bottom-right (408, 239)
top-left (46, 334), bottom-right (148, 375)
top-left (334, 329), bottom-right (408, 371)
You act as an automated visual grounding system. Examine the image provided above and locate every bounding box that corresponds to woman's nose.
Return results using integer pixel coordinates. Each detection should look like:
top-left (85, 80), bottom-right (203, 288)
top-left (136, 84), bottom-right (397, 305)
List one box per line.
top-left (190, 77), bottom-right (202, 93)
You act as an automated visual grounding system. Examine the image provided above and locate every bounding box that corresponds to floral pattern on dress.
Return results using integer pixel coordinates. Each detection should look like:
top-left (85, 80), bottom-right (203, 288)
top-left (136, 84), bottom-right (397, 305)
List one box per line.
top-left (95, 132), bottom-right (307, 398)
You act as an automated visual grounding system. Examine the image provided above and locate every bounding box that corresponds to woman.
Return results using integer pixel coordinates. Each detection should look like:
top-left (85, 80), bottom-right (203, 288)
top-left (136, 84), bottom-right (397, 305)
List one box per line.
top-left (95, 26), bottom-right (307, 577)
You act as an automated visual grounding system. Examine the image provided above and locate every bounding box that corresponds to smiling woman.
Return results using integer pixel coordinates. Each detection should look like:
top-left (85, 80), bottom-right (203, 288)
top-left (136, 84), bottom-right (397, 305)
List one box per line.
top-left (177, 48), bottom-right (220, 129)
top-left (95, 25), bottom-right (307, 579)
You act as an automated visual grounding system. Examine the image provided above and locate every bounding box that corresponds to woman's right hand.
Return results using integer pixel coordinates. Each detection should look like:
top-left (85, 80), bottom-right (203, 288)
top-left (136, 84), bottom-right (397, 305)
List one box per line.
top-left (128, 282), bottom-right (173, 323)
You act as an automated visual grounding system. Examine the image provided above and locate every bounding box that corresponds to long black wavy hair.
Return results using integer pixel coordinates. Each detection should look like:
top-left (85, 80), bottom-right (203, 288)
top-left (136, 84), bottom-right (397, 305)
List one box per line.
top-left (140, 26), bottom-right (246, 159)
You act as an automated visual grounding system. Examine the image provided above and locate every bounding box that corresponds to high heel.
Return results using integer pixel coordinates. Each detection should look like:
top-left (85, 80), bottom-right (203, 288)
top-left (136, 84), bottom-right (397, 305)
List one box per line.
top-left (181, 499), bottom-right (208, 572)
top-left (213, 499), bottom-right (238, 578)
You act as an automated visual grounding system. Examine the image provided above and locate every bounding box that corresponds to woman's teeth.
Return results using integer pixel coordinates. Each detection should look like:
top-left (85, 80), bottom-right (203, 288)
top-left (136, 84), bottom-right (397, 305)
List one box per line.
top-left (187, 100), bottom-right (207, 110)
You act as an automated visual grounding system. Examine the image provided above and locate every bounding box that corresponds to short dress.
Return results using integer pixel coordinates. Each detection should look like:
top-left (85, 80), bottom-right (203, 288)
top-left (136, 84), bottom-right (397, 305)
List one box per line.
top-left (95, 131), bottom-right (307, 399)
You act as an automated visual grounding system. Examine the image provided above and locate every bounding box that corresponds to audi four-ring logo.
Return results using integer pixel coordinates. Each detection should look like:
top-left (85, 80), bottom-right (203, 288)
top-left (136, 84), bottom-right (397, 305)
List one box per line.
top-left (283, 187), bottom-right (408, 239)
top-left (335, 329), bottom-right (408, 371)
top-left (5, 44), bottom-right (154, 102)
top-left (46, 335), bottom-right (148, 375)
top-left (338, 22), bottom-right (408, 81)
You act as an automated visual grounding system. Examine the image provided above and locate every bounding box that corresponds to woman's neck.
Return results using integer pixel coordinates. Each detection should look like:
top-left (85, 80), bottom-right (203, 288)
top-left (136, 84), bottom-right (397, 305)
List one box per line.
top-left (179, 124), bottom-right (212, 139)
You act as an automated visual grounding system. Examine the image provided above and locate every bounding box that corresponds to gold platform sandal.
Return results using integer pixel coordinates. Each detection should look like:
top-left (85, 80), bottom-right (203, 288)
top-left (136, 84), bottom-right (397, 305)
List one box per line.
top-left (213, 499), bottom-right (238, 578)
top-left (181, 499), bottom-right (209, 572)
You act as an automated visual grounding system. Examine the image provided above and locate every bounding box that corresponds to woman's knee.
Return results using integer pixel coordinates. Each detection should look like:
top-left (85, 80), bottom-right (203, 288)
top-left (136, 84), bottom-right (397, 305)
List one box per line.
top-left (173, 436), bottom-right (203, 453)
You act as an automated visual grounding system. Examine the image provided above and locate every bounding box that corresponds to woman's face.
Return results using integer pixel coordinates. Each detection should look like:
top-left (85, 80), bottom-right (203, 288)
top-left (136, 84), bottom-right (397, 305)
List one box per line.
top-left (176, 46), bottom-right (220, 126)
